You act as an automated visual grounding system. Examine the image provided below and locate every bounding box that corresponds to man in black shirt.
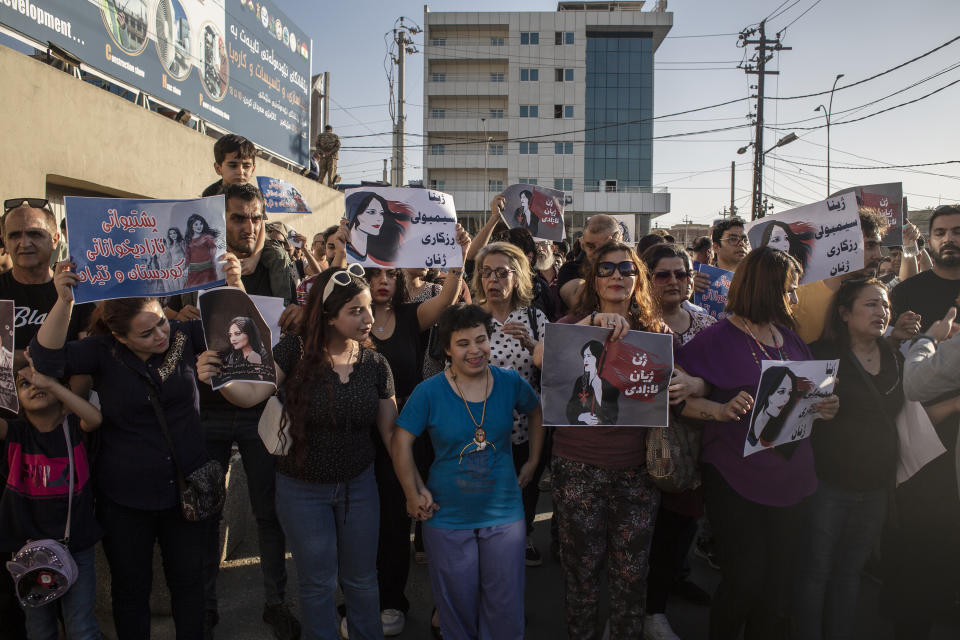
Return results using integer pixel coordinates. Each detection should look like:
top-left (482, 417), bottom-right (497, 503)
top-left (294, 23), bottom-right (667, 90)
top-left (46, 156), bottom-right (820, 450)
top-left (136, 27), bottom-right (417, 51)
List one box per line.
top-left (167, 184), bottom-right (300, 640)
top-left (892, 205), bottom-right (960, 332)
top-left (557, 214), bottom-right (622, 310)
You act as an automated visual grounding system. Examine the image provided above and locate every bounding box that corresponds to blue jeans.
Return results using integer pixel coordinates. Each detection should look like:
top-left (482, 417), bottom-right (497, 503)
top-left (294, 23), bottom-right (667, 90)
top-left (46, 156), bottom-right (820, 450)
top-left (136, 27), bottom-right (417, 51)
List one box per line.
top-left (275, 466), bottom-right (382, 640)
top-left (423, 520), bottom-right (526, 640)
top-left (201, 407), bottom-right (287, 612)
top-left (22, 546), bottom-right (99, 640)
top-left (793, 481), bottom-right (887, 640)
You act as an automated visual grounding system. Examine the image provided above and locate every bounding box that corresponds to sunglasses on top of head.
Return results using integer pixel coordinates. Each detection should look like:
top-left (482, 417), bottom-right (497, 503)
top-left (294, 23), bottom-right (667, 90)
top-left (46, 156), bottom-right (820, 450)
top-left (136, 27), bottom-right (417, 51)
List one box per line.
top-left (596, 261), bottom-right (639, 278)
top-left (3, 198), bottom-right (49, 212)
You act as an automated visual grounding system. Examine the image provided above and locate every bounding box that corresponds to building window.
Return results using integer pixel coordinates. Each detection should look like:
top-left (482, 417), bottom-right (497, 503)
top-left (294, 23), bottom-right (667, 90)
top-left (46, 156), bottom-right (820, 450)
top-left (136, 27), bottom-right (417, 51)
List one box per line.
top-left (430, 108), bottom-right (445, 119)
top-left (554, 105), bottom-right (573, 118)
top-left (489, 108), bottom-right (504, 119)
top-left (519, 105), bottom-right (539, 118)
top-left (490, 36), bottom-right (504, 46)
top-left (488, 180), bottom-right (504, 192)
top-left (520, 31), bottom-right (539, 45)
top-left (565, 105), bottom-right (574, 118)
top-left (430, 38), bottom-right (446, 46)
top-left (429, 179), bottom-right (446, 190)
top-left (430, 144), bottom-right (445, 156)
top-left (489, 72), bottom-right (505, 82)
top-left (555, 68), bottom-right (574, 82)
top-left (431, 72), bottom-right (446, 82)
top-left (555, 31), bottom-right (574, 45)
top-left (519, 142), bottom-right (538, 154)
top-left (488, 143), bottom-right (504, 156)
top-left (554, 141), bottom-right (574, 155)
top-left (520, 68), bottom-right (539, 82)
top-left (553, 178), bottom-right (573, 191)
top-left (518, 177), bottom-right (538, 185)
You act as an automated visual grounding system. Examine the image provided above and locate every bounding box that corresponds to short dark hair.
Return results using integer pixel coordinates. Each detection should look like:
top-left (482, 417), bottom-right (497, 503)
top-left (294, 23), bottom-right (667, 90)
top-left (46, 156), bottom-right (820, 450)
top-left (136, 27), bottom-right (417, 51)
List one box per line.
top-left (435, 304), bottom-right (494, 360)
top-left (493, 227), bottom-right (536, 262)
top-left (712, 217), bottom-right (747, 245)
top-left (324, 125), bottom-right (333, 132)
top-left (858, 208), bottom-right (889, 240)
top-left (321, 225), bottom-right (339, 241)
top-left (213, 134), bottom-right (256, 164)
top-left (224, 182), bottom-right (265, 214)
top-left (928, 204), bottom-right (960, 237)
top-left (637, 233), bottom-right (665, 256)
top-left (692, 236), bottom-right (712, 252)
top-left (641, 243), bottom-right (692, 274)
top-left (725, 246), bottom-right (802, 329)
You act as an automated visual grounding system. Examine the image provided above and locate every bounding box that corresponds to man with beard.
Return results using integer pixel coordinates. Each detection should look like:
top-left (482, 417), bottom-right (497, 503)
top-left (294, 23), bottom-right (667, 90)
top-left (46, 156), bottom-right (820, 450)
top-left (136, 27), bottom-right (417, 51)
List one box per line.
top-left (891, 204), bottom-right (960, 333)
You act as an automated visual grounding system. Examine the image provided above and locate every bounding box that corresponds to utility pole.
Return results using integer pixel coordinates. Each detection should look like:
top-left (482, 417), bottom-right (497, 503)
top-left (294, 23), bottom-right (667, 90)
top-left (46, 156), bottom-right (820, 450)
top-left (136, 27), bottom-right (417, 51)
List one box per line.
top-left (389, 18), bottom-right (421, 187)
top-left (740, 20), bottom-right (790, 220)
top-left (730, 161), bottom-right (736, 217)
top-left (383, 159), bottom-right (388, 184)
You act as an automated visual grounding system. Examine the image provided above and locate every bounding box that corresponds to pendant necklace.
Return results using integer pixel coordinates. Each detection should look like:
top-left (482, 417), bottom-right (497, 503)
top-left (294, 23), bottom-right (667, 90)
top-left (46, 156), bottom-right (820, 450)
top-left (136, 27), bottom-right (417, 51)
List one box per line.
top-left (738, 317), bottom-right (783, 367)
top-left (374, 307), bottom-right (392, 334)
top-left (452, 368), bottom-right (495, 463)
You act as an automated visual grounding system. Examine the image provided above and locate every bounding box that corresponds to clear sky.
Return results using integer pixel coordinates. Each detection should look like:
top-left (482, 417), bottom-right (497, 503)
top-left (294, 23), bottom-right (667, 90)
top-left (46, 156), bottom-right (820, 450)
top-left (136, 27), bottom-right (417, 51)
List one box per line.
top-left (279, 0), bottom-right (960, 226)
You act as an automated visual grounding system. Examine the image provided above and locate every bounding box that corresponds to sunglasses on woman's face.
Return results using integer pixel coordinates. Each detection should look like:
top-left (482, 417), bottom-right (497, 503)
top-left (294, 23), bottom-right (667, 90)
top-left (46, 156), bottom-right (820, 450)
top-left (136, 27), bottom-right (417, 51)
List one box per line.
top-left (651, 269), bottom-right (692, 283)
top-left (322, 263), bottom-right (366, 303)
top-left (596, 261), bottom-right (639, 278)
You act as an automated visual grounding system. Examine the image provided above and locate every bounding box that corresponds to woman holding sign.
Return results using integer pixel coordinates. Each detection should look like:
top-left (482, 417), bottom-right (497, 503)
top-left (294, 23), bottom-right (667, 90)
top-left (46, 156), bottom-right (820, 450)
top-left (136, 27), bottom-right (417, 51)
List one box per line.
top-left (676, 247), bottom-right (839, 640)
top-left (540, 241), bottom-right (665, 639)
top-left (184, 214), bottom-right (221, 288)
top-left (29, 255), bottom-right (243, 638)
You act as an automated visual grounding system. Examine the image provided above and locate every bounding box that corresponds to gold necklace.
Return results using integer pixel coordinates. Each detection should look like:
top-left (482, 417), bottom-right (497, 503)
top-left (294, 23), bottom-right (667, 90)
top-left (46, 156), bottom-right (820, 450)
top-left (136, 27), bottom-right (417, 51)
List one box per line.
top-left (451, 368), bottom-right (489, 443)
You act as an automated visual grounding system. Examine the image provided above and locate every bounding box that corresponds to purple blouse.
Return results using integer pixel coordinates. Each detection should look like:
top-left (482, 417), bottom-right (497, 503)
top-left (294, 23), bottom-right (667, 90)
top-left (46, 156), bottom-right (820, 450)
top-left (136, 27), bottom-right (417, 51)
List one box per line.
top-left (677, 318), bottom-right (817, 507)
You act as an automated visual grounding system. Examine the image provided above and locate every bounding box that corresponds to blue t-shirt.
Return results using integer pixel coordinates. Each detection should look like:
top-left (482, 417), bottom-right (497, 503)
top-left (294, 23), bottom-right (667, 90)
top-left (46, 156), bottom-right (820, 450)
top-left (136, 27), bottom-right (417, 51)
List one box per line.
top-left (397, 366), bottom-right (539, 529)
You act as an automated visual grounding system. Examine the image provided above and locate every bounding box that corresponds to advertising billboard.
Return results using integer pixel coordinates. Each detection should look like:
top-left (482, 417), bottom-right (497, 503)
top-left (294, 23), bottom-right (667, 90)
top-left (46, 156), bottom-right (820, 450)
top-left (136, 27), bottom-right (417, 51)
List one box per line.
top-left (0, 0), bottom-right (310, 166)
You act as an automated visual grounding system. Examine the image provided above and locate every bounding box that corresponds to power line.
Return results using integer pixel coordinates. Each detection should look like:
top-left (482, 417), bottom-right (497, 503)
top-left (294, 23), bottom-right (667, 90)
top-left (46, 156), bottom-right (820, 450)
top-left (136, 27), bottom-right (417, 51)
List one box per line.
top-left (777, 0), bottom-right (825, 33)
top-left (766, 155), bottom-right (960, 171)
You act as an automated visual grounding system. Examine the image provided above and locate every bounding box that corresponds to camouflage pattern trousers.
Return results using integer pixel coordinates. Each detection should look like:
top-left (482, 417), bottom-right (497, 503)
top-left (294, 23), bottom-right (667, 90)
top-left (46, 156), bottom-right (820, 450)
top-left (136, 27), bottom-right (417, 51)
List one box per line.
top-left (552, 456), bottom-right (660, 640)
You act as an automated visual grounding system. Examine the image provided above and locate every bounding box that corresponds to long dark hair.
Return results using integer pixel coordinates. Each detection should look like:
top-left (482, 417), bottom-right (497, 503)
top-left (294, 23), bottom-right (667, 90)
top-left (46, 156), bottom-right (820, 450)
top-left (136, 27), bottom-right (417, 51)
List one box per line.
top-left (282, 267), bottom-right (372, 469)
top-left (225, 316), bottom-right (267, 362)
top-left (364, 267), bottom-right (408, 309)
top-left (185, 214), bottom-right (219, 244)
top-left (821, 277), bottom-right (888, 349)
top-left (166, 227), bottom-right (185, 246)
top-left (574, 241), bottom-right (661, 332)
top-left (748, 365), bottom-right (803, 446)
top-left (581, 340), bottom-right (604, 375)
top-left (345, 191), bottom-right (412, 264)
top-left (760, 220), bottom-right (815, 271)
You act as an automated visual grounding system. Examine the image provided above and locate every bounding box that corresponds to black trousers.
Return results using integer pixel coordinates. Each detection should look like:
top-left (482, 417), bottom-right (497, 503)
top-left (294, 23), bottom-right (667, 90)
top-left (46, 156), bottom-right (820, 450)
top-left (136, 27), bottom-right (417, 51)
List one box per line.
top-left (0, 551), bottom-right (26, 640)
top-left (98, 495), bottom-right (205, 640)
top-left (701, 463), bottom-right (804, 640)
top-left (646, 504), bottom-right (699, 613)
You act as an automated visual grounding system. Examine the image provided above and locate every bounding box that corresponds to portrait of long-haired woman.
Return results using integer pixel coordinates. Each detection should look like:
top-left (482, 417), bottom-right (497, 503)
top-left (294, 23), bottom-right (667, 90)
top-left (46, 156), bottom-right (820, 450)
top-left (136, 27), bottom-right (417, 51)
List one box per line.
top-left (747, 365), bottom-right (807, 447)
top-left (759, 220), bottom-right (816, 272)
top-left (184, 214), bottom-right (220, 287)
top-left (344, 191), bottom-right (413, 265)
top-left (222, 316), bottom-right (268, 366)
top-left (565, 339), bottom-right (620, 425)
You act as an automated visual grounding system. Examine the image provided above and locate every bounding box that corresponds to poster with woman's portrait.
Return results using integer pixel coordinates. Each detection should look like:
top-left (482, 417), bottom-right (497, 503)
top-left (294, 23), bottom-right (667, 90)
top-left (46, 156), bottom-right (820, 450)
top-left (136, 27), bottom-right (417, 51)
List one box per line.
top-left (198, 287), bottom-right (277, 391)
top-left (541, 323), bottom-right (673, 428)
top-left (830, 182), bottom-right (903, 247)
top-left (744, 359), bottom-right (838, 457)
top-left (0, 301), bottom-right (16, 414)
top-left (744, 193), bottom-right (862, 285)
top-left (500, 184), bottom-right (566, 242)
top-left (343, 187), bottom-right (461, 269)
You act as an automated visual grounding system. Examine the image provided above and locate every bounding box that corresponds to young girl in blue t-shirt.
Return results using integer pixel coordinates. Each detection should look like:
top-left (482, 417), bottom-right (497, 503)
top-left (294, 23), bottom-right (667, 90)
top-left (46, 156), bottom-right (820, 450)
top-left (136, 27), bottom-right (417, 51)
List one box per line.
top-left (0, 363), bottom-right (103, 640)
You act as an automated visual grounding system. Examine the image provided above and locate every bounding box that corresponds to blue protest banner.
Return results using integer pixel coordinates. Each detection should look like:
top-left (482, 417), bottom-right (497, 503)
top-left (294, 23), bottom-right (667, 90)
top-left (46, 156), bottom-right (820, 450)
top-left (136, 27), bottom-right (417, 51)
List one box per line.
top-left (257, 176), bottom-right (311, 214)
top-left (693, 262), bottom-right (733, 320)
top-left (65, 196), bottom-right (227, 303)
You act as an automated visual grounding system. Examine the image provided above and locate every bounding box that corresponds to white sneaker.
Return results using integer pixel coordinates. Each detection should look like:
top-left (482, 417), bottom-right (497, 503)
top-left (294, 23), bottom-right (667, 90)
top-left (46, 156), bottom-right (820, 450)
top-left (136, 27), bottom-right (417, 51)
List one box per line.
top-left (643, 613), bottom-right (681, 640)
top-left (381, 609), bottom-right (405, 636)
top-left (339, 616), bottom-right (349, 639)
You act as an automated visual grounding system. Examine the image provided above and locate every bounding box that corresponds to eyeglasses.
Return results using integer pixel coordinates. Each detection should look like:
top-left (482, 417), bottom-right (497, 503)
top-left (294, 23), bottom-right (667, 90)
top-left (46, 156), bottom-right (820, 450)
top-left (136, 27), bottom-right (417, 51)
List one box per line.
top-left (651, 269), bottom-right (692, 283)
top-left (3, 198), bottom-right (49, 212)
top-left (596, 261), bottom-right (639, 278)
top-left (480, 266), bottom-right (514, 280)
top-left (322, 263), bottom-right (366, 303)
top-left (721, 234), bottom-right (749, 246)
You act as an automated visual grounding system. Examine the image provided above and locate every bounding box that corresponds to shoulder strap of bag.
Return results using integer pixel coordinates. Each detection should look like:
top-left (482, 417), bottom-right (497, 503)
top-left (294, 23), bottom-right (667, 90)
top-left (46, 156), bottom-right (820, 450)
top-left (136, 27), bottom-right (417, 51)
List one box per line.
top-left (527, 306), bottom-right (540, 342)
top-left (61, 419), bottom-right (73, 544)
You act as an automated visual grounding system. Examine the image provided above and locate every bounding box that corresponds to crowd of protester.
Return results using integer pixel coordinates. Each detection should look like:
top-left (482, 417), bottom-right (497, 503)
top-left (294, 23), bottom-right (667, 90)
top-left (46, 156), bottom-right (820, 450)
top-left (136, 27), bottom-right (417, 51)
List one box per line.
top-left (0, 132), bottom-right (958, 640)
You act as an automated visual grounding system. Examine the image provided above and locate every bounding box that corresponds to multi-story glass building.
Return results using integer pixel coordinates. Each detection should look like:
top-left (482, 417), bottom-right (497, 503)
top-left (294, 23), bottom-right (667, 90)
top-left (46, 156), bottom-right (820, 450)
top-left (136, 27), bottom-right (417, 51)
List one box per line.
top-left (423, 1), bottom-right (672, 237)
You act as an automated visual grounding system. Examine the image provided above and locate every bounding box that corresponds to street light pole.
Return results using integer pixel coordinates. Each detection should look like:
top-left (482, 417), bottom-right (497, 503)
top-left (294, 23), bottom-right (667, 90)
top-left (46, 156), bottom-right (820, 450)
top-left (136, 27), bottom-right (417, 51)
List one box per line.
top-left (814, 73), bottom-right (844, 196)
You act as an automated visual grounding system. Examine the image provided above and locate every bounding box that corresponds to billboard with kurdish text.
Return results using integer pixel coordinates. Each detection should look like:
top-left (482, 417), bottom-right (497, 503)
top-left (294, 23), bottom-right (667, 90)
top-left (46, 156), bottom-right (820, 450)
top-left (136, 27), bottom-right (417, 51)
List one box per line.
top-left (0, 0), bottom-right (310, 165)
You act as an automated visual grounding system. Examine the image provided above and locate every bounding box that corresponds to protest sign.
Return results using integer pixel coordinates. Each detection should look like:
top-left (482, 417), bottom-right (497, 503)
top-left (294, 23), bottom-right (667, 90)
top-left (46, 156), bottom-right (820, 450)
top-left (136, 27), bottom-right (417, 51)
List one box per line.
top-left (745, 193), bottom-right (862, 284)
top-left (542, 323), bottom-right (673, 427)
top-left (500, 184), bottom-right (566, 242)
top-left (0, 300), bottom-right (16, 414)
top-left (343, 187), bottom-right (462, 269)
top-left (744, 359), bottom-right (838, 457)
top-left (611, 215), bottom-right (636, 245)
top-left (65, 196), bottom-right (227, 303)
top-left (257, 176), bottom-right (311, 214)
top-left (692, 263), bottom-right (732, 320)
top-left (831, 182), bottom-right (903, 246)
top-left (248, 295), bottom-right (285, 348)
top-left (198, 287), bottom-right (277, 391)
